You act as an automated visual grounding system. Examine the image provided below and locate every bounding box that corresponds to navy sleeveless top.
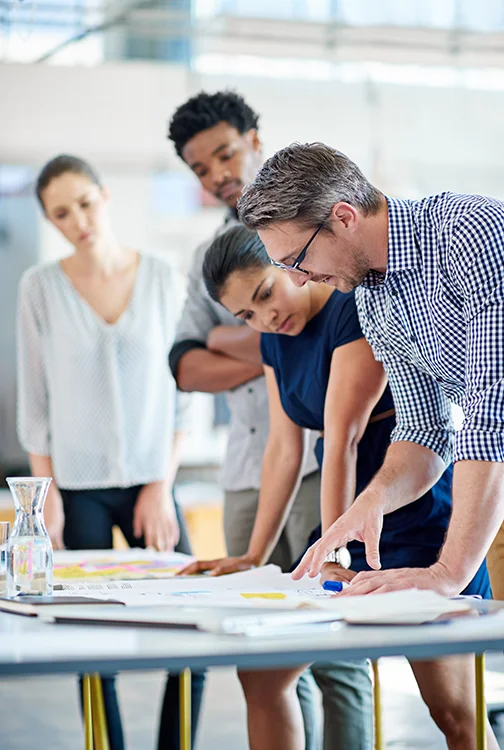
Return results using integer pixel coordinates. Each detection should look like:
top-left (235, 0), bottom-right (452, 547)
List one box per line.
top-left (259, 290), bottom-right (491, 597)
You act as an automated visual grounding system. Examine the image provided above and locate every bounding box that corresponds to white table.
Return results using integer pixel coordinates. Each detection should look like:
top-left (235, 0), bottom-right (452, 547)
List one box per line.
top-left (0, 601), bottom-right (503, 749)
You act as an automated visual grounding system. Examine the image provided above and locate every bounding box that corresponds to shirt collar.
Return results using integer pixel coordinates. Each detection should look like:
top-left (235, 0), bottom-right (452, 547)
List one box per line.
top-left (225, 207), bottom-right (239, 224)
top-left (361, 196), bottom-right (419, 288)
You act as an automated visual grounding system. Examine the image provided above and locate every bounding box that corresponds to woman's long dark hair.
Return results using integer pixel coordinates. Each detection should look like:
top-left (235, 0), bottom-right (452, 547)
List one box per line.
top-left (203, 224), bottom-right (270, 303)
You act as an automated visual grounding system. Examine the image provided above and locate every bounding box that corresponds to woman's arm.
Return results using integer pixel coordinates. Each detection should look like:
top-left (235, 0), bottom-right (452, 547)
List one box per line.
top-left (133, 429), bottom-right (188, 552)
top-left (246, 365), bottom-right (305, 565)
top-left (29, 453), bottom-right (65, 549)
top-left (17, 275), bottom-right (64, 548)
top-left (167, 430), bottom-right (186, 488)
top-left (179, 365), bottom-right (305, 575)
top-left (320, 337), bottom-right (388, 533)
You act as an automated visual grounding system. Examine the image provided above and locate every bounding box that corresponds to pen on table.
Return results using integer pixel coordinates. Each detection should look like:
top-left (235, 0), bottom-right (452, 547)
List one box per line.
top-left (322, 580), bottom-right (349, 593)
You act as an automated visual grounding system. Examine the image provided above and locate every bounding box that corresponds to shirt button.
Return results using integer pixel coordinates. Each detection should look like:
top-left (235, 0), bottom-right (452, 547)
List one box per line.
top-left (250, 427), bottom-right (256, 434)
top-left (410, 335), bottom-right (417, 343)
top-left (248, 387), bottom-right (254, 394)
top-left (390, 289), bottom-right (398, 297)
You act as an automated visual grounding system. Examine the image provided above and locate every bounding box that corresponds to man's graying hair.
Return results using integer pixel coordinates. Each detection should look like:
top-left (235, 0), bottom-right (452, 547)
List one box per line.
top-left (237, 142), bottom-right (383, 230)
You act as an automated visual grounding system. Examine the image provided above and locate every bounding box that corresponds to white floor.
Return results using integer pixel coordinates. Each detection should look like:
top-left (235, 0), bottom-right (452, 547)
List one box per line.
top-left (1, 656), bottom-right (504, 749)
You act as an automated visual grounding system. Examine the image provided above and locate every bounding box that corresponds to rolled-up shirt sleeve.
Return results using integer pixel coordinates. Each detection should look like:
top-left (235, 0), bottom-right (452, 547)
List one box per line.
top-left (450, 207), bottom-right (504, 461)
top-left (379, 352), bottom-right (454, 465)
top-left (16, 271), bottom-right (51, 456)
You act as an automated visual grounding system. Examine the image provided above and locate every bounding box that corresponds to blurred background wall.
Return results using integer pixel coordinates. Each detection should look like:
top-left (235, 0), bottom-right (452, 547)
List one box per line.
top-left (2, 0), bottom-right (504, 476)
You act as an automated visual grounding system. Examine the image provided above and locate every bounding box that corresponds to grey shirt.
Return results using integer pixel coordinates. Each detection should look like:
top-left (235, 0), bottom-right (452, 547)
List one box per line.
top-left (169, 221), bottom-right (318, 492)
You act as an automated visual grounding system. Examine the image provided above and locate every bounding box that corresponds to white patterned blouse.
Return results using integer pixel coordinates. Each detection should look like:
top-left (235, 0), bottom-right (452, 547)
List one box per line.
top-left (17, 254), bottom-right (177, 490)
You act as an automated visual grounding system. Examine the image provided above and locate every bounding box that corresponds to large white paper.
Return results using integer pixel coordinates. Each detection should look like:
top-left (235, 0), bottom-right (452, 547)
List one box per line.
top-left (53, 567), bottom-right (331, 608)
top-left (53, 562), bottom-right (473, 624)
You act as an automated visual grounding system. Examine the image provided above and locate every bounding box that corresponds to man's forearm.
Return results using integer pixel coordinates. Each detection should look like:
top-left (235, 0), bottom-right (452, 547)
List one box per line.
top-left (176, 349), bottom-right (263, 393)
top-left (437, 460), bottom-right (504, 588)
top-left (362, 441), bottom-right (447, 513)
top-left (320, 438), bottom-right (357, 533)
top-left (207, 326), bottom-right (262, 366)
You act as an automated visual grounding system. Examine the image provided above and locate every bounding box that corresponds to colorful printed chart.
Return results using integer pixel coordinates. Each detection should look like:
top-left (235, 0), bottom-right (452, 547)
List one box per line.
top-left (53, 550), bottom-right (194, 582)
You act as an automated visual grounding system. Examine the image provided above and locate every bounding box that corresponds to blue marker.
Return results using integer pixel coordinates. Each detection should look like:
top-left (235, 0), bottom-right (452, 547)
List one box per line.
top-left (322, 580), bottom-right (349, 593)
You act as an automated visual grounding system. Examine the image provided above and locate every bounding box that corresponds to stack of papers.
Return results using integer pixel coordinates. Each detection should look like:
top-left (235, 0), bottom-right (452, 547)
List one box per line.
top-left (47, 563), bottom-right (476, 631)
top-left (41, 588), bottom-right (474, 635)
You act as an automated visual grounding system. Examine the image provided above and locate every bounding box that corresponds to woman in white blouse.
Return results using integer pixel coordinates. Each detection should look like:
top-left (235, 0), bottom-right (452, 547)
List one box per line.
top-left (17, 154), bottom-right (204, 750)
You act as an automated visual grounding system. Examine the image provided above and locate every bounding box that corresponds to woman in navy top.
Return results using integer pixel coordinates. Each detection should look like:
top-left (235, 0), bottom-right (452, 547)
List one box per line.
top-left (261, 285), bottom-right (457, 573)
top-left (182, 224), bottom-right (494, 750)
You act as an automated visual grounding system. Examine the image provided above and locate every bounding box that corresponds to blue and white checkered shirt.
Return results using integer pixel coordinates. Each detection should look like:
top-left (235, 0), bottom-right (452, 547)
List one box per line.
top-left (355, 192), bottom-right (504, 464)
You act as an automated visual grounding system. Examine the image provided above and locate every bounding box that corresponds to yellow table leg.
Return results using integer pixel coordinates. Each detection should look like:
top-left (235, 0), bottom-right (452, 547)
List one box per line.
top-left (83, 674), bottom-right (93, 750)
top-left (372, 660), bottom-right (383, 750)
top-left (475, 654), bottom-right (487, 750)
top-left (180, 668), bottom-right (192, 750)
top-left (90, 674), bottom-right (110, 750)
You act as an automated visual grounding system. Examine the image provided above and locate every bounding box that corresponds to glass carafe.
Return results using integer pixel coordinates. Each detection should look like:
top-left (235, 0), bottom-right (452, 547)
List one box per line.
top-left (6, 477), bottom-right (53, 597)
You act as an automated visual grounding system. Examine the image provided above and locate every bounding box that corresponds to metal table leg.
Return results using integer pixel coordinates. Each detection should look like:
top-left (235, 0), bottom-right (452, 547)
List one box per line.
top-left (83, 674), bottom-right (93, 750)
top-left (90, 674), bottom-right (110, 750)
top-left (372, 660), bottom-right (383, 750)
top-left (475, 654), bottom-right (487, 750)
top-left (180, 667), bottom-right (192, 750)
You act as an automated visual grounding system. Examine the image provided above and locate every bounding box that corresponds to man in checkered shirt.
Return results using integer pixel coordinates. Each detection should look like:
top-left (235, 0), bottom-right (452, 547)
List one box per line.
top-left (238, 142), bottom-right (504, 601)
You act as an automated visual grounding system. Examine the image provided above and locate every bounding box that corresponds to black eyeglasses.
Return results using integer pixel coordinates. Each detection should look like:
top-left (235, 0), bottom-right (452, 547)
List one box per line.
top-left (270, 222), bottom-right (324, 275)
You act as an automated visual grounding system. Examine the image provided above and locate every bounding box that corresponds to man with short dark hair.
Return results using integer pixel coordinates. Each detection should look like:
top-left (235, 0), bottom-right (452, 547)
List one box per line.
top-left (168, 96), bottom-right (373, 750)
top-left (168, 91), bottom-right (322, 593)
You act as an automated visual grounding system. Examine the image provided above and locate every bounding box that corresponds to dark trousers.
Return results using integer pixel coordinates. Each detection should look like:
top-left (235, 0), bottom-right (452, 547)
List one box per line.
top-left (61, 485), bottom-right (206, 750)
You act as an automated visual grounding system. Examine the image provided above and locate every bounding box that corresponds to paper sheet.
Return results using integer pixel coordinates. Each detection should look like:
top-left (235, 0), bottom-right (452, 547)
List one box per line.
top-left (311, 588), bottom-right (472, 624)
top-left (53, 567), bottom-right (332, 609)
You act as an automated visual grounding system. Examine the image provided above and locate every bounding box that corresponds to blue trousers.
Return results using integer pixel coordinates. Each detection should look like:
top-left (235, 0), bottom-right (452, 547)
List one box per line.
top-left (61, 485), bottom-right (205, 750)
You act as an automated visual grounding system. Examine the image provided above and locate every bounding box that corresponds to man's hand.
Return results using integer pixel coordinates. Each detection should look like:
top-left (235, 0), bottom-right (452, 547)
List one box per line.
top-left (133, 482), bottom-right (180, 551)
top-left (292, 493), bottom-right (385, 580)
top-left (338, 561), bottom-right (462, 598)
top-left (178, 554), bottom-right (258, 577)
top-left (319, 562), bottom-right (358, 586)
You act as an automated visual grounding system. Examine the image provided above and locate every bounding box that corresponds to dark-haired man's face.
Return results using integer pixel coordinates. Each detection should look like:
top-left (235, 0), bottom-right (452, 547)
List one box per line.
top-left (182, 122), bottom-right (262, 210)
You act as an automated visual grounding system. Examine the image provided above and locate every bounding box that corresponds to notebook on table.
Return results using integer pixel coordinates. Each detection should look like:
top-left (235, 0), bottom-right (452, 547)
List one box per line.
top-left (41, 604), bottom-right (342, 636)
top-left (0, 596), bottom-right (125, 617)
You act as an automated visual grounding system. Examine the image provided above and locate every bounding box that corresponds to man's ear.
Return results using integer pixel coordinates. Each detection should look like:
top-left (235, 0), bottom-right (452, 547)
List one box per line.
top-left (332, 202), bottom-right (358, 231)
top-left (101, 185), bottom-right (111, 202)
top-left (246, 128), bottom-right (262, 153)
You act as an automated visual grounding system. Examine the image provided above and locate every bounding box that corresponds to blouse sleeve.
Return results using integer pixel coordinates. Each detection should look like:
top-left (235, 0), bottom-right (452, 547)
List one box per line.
top-left (16, 270), bottom-right (51, 455)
